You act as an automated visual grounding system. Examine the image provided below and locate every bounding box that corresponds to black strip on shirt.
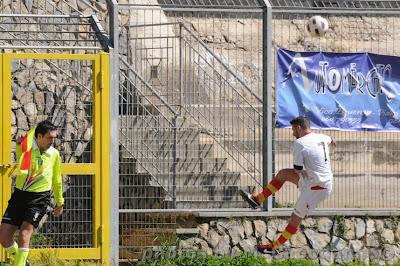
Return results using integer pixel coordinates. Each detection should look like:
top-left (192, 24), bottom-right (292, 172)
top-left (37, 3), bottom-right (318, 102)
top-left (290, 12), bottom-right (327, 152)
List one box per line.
top-left (294, 165), bottom-right (303, 170)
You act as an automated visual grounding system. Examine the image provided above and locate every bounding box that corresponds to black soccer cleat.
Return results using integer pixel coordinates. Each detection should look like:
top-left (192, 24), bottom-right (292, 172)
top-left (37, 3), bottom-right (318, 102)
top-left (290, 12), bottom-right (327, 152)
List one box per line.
top-left (26, 259), bottom-right (31, 266)
top-left (257, 243), bottom-right (275, 254)
top-left (239, 189), bottom-right (260, 209)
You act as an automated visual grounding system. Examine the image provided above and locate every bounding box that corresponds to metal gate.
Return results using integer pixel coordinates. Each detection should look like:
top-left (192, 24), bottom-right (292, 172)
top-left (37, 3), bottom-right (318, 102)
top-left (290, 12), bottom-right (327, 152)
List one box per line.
top-left (0, 52), bottom-right (110, 264)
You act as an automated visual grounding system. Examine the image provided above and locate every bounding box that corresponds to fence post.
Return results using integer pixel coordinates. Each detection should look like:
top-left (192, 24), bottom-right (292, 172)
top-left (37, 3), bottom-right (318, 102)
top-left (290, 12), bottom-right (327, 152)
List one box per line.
top-left (106, 0), bottom-right (119, 265)
top-left (179, 23), bottom-right (184, 110)
top-left (262, 1), bottom-right (273, 212)
top-left (172, 116), bottom-right (177, 208)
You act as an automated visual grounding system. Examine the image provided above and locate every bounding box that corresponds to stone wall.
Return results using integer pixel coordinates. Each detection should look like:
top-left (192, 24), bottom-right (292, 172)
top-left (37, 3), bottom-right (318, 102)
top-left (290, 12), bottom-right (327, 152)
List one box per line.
top-left (179, 216), bottom-right (400, 265)
top-left (11, 59), bottom-right (93, 164)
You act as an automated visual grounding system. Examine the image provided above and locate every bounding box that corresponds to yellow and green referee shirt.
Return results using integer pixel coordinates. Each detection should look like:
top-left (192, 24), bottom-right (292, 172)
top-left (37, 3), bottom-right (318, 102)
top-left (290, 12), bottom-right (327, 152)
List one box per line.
top-left (15, 128), bottom-right (64, 207)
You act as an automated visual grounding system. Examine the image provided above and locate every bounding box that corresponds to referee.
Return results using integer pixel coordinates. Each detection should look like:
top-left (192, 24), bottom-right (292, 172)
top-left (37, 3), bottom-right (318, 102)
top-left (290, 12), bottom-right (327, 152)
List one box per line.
top-left (0, 120), bottom-right (64, 266)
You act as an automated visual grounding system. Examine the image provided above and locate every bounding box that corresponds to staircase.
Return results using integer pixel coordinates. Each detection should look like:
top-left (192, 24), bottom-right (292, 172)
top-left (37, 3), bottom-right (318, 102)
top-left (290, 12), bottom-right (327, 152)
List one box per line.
top-left (117, 17), bottom-right (263, 209)
top-left (119, 114), bottom-right (245, 209)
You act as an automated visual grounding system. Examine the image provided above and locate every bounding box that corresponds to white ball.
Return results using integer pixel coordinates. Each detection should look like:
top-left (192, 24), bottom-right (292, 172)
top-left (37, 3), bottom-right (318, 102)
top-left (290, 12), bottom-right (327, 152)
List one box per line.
top-left (306, 15), bottom-right (329, 37)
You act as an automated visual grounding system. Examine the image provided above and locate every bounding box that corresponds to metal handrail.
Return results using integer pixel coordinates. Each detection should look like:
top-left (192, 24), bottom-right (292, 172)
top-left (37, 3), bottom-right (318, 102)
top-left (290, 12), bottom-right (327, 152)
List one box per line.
top-left (120, 58), bottom-right (178, 117)
top-left (0, 15), bottom-right (104, 94)
top-left (119, 59), bottom-right (178, 203)
top-left (183, 39), bottom-right (262, 122)
top-left (116, 12), bottom-right (263, 207)
top-left (181, 23), bottom-right (263, 103)
top-left (182, 58), bottom-right (260, 167)
top-left (179, 24), bottom-right (262, 184)
top-left (126, 21), bottom-right (263, 105)
top-left (119, 21), bottom-right (263, 187)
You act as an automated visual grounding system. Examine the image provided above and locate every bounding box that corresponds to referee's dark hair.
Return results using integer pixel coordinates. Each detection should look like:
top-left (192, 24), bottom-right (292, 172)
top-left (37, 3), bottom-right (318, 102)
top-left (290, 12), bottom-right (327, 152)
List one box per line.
top-left (290, 116), bottom-right (310, 130)
top-left (35, 120), bottom-right (57, 138)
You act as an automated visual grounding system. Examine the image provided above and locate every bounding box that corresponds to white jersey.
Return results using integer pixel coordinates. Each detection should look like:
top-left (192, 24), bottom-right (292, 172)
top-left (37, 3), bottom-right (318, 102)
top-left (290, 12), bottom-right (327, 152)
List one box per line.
top-left (293, 132), bottom-right (333, 184)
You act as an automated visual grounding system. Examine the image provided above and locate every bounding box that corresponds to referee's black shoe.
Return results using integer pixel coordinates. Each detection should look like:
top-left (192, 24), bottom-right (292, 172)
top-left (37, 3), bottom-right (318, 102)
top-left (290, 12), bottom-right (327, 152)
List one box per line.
top-left (239, 189), bottom-right (260, 209)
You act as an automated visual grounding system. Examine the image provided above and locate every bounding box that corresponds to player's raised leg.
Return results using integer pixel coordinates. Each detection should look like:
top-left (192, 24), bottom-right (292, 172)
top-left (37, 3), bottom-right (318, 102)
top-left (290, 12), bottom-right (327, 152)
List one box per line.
top-left (240, 168), bottom-right (299, 208)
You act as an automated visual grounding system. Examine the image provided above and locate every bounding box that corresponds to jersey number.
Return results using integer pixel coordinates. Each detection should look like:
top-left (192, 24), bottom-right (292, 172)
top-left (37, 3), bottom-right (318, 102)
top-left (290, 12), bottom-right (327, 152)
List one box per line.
top-left (318, 142), bottom-right (327, 162)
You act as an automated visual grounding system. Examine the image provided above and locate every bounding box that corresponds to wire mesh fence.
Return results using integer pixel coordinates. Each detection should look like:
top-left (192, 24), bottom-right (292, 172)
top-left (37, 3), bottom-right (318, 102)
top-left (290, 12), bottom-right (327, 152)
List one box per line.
top-left (271, 11), bottom-right (400, 209)
top-left (118, 5), bottom-right (263, 211)
top-left (116, 6), bottom-right (400, 260)
top-left (38, 175), bottom-right (94, 248)
top-left (0, 0), bottom-right (109, 35)
top-left (0, 0), bottom-right (109, 52)
top-left (119, 212), bottom-right (177, 261)
top-left (0, 14), bottom-right (106, 52)
top-left (117, 4), bottom-right (264, 261)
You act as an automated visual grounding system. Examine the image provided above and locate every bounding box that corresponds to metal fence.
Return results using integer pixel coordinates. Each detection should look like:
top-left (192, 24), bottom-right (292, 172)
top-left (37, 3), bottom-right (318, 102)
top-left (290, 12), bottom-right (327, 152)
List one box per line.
top-left (115, 2), bottom-right (264, 261)
top-left (117, 4), bottom-right (264, 212)
top-left (6, 0), bottom-right (400, 264)
top-left (114, 1), bottom-right (400, 212)
top-left (0, 0), bottom-right (108, 33)
top-left (0, 2), bottom-right (113, 263)
top-left (110, 2), bottom-right (400, 260)
top-left (0, 14), bottom-right (107, 52)
top-left (269, 4), bottom-right (400, 210)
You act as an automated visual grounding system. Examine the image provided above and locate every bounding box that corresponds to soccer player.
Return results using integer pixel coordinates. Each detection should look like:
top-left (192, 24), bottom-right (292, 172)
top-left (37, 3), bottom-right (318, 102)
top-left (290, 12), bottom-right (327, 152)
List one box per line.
top-left (240, 116), bottom-right (335, 253)
top-left (0, 120), bottom-right (64, 266)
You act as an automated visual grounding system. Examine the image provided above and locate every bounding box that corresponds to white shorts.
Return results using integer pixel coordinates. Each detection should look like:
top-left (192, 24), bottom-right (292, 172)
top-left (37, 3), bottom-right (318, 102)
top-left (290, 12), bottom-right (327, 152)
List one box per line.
top-left (294, 176), bottom-right (332, 219)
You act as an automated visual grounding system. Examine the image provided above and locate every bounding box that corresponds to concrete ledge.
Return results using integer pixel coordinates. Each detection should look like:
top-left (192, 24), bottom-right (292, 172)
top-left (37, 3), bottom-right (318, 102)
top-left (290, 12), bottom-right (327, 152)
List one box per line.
top-left (194, 208), bottom-right (400, 217)
top-left (119, 208), bottom-right (400, 217)
top-left (176, 228), bottom-right (200, 235)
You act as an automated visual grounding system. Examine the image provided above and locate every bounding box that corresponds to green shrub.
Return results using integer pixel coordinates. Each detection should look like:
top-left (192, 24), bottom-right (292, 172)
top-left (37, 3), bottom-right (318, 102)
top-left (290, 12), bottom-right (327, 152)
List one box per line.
top-left (31, 234), bottom-right (53, 247)
top-left (138, 252), bottom-right (319, 266)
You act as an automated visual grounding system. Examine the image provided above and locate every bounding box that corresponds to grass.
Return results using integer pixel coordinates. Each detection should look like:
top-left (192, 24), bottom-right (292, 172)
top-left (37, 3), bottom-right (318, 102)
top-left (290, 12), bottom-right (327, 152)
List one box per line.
top-left (138, 252), bottom-right (320, 266)
top-left (2, 249), bottom-right (400, 266)
top-left (137, 252), bottom-right (400, 266)
top-left (1, 250), bottom-right (100, 266)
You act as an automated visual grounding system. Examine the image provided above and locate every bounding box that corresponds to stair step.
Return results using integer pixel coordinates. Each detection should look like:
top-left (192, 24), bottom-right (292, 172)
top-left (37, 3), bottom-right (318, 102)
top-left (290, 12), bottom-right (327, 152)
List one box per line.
top-left (120, 128), bottom-right (204, 145)
top-left (120, 115), bottom-right (196, 128)
top-left (118, 171), bottom-right (248, 209)
top-left (119, 172), bottom-right (242, 187)
top-left (184, 105), bottom-right (262, 128)
top-left (133, 157), bottom-right (229, 173)
top-left (120, 143), bottom-right (216, 159)
top-left (120, 158), bottom-right (230, 174)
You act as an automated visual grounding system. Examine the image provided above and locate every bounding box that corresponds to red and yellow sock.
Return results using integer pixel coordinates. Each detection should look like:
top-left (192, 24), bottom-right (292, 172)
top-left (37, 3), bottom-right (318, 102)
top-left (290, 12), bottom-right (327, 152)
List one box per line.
top-left (272, 224), bottom-right (298, 249)
top-left (254, 179), bottom-right (283, 204)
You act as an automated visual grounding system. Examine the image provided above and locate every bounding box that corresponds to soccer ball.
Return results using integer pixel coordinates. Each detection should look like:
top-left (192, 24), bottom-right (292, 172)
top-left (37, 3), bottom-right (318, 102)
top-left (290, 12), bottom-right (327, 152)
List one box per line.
top-left (306, 15), bottom-right (329, 37)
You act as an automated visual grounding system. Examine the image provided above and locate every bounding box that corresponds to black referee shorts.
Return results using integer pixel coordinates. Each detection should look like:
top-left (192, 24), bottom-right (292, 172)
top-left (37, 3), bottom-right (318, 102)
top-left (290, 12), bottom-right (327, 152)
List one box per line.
top-left (1, 189), bottom-right (51, 228)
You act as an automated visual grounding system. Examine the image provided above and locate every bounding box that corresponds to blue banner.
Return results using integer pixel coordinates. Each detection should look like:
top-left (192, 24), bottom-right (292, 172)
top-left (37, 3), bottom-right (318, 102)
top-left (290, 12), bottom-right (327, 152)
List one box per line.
top-left (276, 48), bottom-right (400, 131)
